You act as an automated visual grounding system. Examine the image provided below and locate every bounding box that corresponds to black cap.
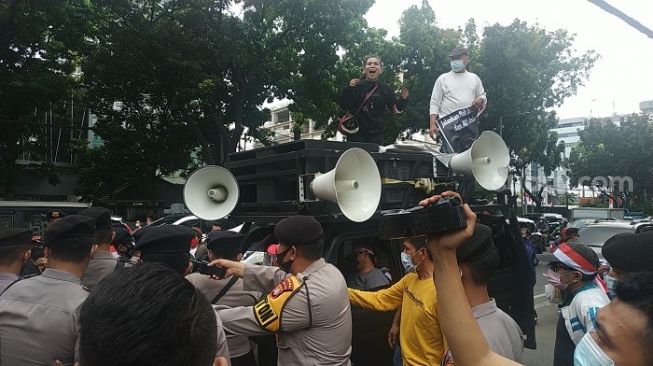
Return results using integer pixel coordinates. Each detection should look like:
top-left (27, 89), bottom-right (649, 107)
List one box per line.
top-left (449, 46), bottom-right (469, 58)
top-left (456, 224), bottom-right (496, 263)
top-left (43, 215), bottom-right (96, 246)
top-left (274, 216), bottom-right (323, 247)
top-left (207, 231), bottom-right (245, 256)
top-left (112, 223), bottom-right (134, 248)
top-left (79, 207), bottom-right (112, 231)
top-left (134, 225), bottom-right (193, 254)
top-left (47, 210), bottom-right (67, 221)
top-left (0, 228), bottom-right (33, 248)
top-left (602, 231), bottom-right (653, 272)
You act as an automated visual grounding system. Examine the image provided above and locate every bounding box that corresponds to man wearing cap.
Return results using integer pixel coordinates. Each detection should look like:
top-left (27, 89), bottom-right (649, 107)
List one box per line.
top-left (428, 46), bottom-right (487, 147)
top-left (602, 231), bottom-right (653, 298)
top-left (348, 242), bottom-right (391, 290)
top-left (187, 231), bottom-right (259, 366)
top-left (440, 224), bottom-right (524, 365)
top-left (0, 229), bottom-right (33, 293)
top-left (80, 207), bottom-right (117, 289)
top-left (0, 215), bottom-right (96, 365)
top-left (46, 210), bottom-right (67, 228)
top-left (213, 215), bottom-right (352, 366)
top-left (541, 242), bottom-right (610, 366)
top-left (134, 224), bottom-right (231, 365)
top-left (348, 235), bottom-right (445, 366)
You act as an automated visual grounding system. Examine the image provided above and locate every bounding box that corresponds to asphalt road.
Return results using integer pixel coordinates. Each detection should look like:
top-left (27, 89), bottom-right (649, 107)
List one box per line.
top-left (523, 258), bottom-right (557, 366)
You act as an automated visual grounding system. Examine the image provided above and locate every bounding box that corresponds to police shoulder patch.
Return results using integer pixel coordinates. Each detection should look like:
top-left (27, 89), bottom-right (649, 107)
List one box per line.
top-left (253, 275), bottom-right (303, 332)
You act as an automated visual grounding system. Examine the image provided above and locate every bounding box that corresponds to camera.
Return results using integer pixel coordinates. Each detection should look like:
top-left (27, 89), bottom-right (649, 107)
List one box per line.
top-left (190, 259), bottom-right (227, 278)
top-left (379, 197), bottom-right (467, 239)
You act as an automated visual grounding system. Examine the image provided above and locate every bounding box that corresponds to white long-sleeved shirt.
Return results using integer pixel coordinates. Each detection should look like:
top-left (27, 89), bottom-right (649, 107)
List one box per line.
top-left (429, 70), bottom-right (486, 118)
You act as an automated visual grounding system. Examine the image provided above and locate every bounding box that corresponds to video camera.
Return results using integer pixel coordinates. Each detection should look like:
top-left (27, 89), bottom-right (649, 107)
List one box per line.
top-left (379, 197), bottom-right (467, 239)
top-left (190, 259), bottom-right (227, 278)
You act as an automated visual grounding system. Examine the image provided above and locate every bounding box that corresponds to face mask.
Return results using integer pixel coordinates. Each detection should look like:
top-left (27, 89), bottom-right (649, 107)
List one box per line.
top-left (604, 275), bottom-right (617, 299)
top-left (450, 60), bottom-right (465, 72)
top-left (545, 283), bottom-right (563, 304)
top-left (544, 269), bottom-right (569, 291)
top-left (574, 332), bottom-right (615, 366)
top-left (277, 246), bottom-right (294, 273)
top-left (401, 252), bottom-right (414, 272)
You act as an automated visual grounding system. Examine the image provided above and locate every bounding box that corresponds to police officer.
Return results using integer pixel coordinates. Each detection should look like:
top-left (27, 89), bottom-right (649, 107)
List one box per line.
top-left (80, 207), bottom-right (117, 289)
top-left (112, 222), bottom-right (138, 270)
top-left (134, 224), bottom-right (231, 365)
top-left (602, 231), bottom-right (653, 298)
top-left (0, 215), bottom-right (95, 365)
top-left (214, 215), bottom-right (353, 366)
top-left (0, 228), bottom-right (33, 293)
top-left (187, 231), bottom-right (259, 366)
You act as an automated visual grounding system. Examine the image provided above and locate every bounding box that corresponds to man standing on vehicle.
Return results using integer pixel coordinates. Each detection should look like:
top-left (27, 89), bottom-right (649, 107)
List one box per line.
top-left (428, 46), bottom-right (487, 151)
top-left (348, 235), bottom-right (445, 366)
top-left (213, 215), bottom-right (352, 366)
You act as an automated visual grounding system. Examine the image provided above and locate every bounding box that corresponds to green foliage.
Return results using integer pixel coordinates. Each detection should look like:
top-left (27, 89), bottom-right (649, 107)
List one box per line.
top-left (0, 0), bottom-right (92, 196)
top-left (567, 114), bottom-right (653, 198)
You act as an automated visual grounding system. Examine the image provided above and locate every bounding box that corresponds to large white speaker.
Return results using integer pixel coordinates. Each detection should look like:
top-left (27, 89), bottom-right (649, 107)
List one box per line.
top-left (310, 148), bottom-right (381, 222)
top-left (184, 166), bottom-right (239, 221)
top-left (449, 131), bottom-right (510, 191)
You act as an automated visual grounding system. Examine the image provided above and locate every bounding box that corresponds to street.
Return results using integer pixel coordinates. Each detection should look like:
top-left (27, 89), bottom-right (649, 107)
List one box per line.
top-left (523, 258), bottom-right (557, 366)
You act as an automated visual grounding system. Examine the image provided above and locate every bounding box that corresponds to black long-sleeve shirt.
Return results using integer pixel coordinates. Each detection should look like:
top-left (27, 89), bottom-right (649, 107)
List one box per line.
top-left (339, 80), bottom-right (408, 135)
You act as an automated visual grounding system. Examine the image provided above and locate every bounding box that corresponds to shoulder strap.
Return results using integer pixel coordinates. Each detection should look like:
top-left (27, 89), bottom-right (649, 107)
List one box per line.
top-left (211, 276), bottom-right (239, 304)
top-left (353, 83), bottom-right (379, 114)
top-left (0, 274), bottom-right (38, 298)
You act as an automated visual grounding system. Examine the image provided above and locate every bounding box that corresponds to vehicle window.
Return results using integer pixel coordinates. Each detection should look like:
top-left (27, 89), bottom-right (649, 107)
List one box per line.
top-left (331, 236), bottom-right (402, 290)
top-left (577, 226), bottom-right (633, 247)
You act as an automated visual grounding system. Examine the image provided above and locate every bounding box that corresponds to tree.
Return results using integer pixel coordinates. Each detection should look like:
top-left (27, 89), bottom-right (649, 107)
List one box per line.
top-left (0, 0), bottom-right (91, 197)
top-left (476, 20), bottom-right (598, 209)
top-left (567, 114), bottom-right (653, 210)
top-left (78, 0), bottom-right (377, 200)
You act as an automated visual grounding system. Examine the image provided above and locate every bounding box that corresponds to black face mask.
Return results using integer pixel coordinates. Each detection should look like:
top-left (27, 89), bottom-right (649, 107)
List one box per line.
top-left (277, 246), bottom-right (294, 273)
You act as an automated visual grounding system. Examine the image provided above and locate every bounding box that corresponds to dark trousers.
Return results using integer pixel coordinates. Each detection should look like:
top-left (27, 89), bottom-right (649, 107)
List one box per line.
top-left (347, 131), bottom-right (383, 145)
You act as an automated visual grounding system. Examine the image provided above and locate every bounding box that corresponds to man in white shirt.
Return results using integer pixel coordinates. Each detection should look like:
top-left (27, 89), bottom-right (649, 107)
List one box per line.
top-left (428, 47), bottom-right (487, 146)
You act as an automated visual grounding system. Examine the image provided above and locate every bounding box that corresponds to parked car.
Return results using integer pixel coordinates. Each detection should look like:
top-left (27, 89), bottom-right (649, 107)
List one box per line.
top-left (570, 221), bottom-right (653, 256)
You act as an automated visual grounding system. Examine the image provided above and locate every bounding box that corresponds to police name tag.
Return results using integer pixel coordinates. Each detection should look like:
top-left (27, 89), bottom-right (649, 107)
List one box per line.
top-left (254, 275), bottom-right (303, 332)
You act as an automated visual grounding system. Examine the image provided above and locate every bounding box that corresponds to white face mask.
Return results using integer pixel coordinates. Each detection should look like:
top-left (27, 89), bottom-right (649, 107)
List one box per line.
top-left (574, 332), bottom-right (614, 366)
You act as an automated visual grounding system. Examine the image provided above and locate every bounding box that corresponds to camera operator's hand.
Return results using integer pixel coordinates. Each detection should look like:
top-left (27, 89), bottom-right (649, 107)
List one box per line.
top-left (209, 259), bottom-right (245, 278)
top-left (419, 191), bottom-right (476, 252)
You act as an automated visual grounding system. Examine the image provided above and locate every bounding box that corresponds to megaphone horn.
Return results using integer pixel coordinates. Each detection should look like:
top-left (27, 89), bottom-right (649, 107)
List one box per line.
top-left (184, 166), bottom-right (239, 221)
top-left (310, 147), bottom-right (381, 222)
top-left (449, 131), bottom-right (510, 191)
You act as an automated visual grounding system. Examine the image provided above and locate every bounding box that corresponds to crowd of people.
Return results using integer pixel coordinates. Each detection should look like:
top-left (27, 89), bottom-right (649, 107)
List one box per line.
top-left (0, 48), bottom-right (651, 366)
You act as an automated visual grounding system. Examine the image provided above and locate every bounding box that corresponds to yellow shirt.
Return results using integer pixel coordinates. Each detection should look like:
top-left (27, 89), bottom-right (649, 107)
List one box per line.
top-left (348, 273), bottom-right (446, 366)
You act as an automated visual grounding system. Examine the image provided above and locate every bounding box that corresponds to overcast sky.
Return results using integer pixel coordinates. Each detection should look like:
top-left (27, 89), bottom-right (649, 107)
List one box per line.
top-left (365, 0), bottom-right (653, 119)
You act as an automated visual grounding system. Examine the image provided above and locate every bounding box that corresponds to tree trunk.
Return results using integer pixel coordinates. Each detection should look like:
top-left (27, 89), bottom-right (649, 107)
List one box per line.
top-left (187, 116), bottom-right (216, 165)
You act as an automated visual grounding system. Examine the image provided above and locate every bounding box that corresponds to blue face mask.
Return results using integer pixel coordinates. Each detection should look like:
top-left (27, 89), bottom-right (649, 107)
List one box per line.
top-left (450, 59), bottom-right (465, 72)
top-left (574, 332), bottom-right (614, 366)
top-left (401, 252), bottom-right (414, 272)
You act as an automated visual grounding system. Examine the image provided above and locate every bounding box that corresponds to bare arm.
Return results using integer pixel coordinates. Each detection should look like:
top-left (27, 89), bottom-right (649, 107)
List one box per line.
top-left (422, 193), bottom-right (522, 366)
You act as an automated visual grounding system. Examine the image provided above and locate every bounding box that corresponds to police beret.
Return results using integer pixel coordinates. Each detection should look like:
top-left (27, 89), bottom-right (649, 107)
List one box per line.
top-left (274, 216), bottom-right (323, 247)
top-left (134, 225), bottom-right (194, 254)
top-left (43, 215), bottom-right (96, 246)
top-left (47, 210), bottom-right (67, 221)
top-left (0, 228), bottom-right (33, 248)
top-left (79, 207), bottom-right (112, 231)
top-left (456, 224), bottom-right (496, 263)
top-left (112, 223), bottom-right (134, 248)
top-left (602, 231), bottom-right (653, 272)
top-left (207, 231), bottom-right (245, 254)
top-left (449, 46), bottom-right (468, 57)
